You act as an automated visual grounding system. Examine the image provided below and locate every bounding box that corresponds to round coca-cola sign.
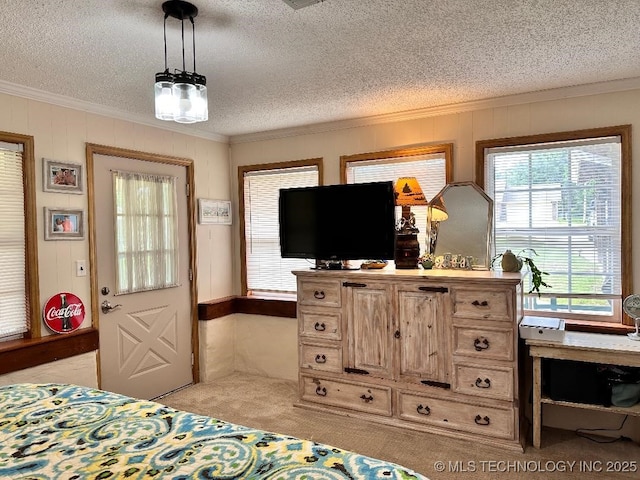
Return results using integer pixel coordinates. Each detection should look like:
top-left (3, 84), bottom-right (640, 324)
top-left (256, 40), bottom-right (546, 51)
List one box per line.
top-left (43, 292), bottom-right (85, 334)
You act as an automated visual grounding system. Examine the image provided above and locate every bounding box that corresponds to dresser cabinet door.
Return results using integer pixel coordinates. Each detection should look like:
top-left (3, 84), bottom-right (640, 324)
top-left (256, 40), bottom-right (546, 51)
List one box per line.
top-left (396, 285), bottom-right (449, 385)
top-left (344, 282), bottom-right (393, 378)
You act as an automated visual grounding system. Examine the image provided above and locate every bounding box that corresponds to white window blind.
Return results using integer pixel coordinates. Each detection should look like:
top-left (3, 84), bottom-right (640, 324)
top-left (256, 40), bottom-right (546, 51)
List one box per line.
top-left (244, 165), bottom-right (319, 294)
top-left (0, 143), bottom-right (27, 340)
top-left (345, 153), bottom-right (447, 256)
top-left (485, 136), bottom-right (622, 319)
top-left (113, 170), bottom-right (180, 295)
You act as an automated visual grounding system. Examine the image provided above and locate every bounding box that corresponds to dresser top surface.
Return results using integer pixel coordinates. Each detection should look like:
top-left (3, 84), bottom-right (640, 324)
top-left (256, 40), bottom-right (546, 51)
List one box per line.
top-left (293, 267), bottom-right (522, 284)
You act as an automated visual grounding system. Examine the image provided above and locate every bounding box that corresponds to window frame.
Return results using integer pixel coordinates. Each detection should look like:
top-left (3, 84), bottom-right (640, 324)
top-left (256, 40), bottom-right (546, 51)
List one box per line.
top-left (339, 144), bottom-right (453, 185)
top-left (0, 131), bottom-right (40, 341)
top-left (238, 158), bottom-right (323, 296)
top-left (476, 125), bottom-right (632, 327)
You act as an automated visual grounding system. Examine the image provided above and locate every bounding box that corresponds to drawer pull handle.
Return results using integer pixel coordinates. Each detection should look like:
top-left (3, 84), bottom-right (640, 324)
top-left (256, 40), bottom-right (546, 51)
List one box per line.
top-left (471, 300), bottom-right (489, 307)
top-left (344, 367), bottom-right (370, 375)
top-left (360, 394), bottom-right (374, 403)
top-left (418, 286), bottom-right (448, 293)
top-left (315, 386), bottom-right (327, 396)
top-left (475, 377), bottom-right (492, 389)
top-left (416, 404), bottom-right (431, 415)
top-left (314, 322), bottom-right (326, 331)
top-left (474, 415), bottom-right (491, 426)
top-left (343, 282), bottom-right (367, 288)
top-left (474, 337), bottom-right (490, 351)
top-left (314, 290), bottom-right (325, 299)
top-left (315, 354), bottom-right (327, 364)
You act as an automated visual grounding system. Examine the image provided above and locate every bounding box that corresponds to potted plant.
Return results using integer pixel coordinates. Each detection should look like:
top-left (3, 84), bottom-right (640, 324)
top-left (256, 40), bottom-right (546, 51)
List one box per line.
top-left (419, 252), bottom-right (435, 269)
top-left (491, 248), bottom-right (551, 297)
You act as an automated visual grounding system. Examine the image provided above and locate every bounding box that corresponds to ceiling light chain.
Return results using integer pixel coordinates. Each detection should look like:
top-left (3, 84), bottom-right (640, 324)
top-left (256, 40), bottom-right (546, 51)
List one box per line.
top-left (154, 0), bottom-right (208, 124)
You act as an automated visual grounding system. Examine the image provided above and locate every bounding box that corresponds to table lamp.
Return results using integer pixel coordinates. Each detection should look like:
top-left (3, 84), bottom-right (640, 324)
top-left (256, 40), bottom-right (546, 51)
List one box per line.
top-left (426, 191), bottom-right (448, 255)
top-left (394, 177), bottom-right (428, 268)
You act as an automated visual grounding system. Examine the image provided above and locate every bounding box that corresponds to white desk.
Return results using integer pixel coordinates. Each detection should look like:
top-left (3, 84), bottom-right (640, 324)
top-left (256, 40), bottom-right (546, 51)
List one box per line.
top-left (526, 332), bottom-right (640, 448)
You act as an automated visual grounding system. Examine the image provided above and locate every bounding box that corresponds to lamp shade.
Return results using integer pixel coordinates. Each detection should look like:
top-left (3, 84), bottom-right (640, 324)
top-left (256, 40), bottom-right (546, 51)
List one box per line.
top-left (429, 193), bottom-right (448, 222)
top-left (394, 177), bottom-right (428, 206)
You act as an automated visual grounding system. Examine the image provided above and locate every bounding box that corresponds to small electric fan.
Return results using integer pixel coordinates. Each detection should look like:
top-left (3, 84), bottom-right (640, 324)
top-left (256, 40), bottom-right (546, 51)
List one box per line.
top-left (622, 294), bottom-right (640, 341)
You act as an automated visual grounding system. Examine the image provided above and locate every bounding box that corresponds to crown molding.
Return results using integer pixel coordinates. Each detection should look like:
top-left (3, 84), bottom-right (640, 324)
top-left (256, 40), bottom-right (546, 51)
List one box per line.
top-left (230, 76), bottom-right (640, 144)
top-left (0, 80), bottom-right (228, 144)
top-left (4, 76), bottom-right (640, 147)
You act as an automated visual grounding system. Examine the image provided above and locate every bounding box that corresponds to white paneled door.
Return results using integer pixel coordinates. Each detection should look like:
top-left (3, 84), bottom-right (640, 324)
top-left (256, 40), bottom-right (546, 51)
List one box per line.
top-left (94, 154), bottom-right (193, 400)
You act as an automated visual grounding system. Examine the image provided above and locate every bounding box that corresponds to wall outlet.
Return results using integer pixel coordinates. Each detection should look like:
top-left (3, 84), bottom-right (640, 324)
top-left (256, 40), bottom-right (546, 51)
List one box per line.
top-left (76, 260), bottom-right (87, 277)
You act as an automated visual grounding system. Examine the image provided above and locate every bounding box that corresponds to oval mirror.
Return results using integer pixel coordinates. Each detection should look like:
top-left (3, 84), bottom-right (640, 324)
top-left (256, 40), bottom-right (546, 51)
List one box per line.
top-left (433, 182), bottom-right (493, 269)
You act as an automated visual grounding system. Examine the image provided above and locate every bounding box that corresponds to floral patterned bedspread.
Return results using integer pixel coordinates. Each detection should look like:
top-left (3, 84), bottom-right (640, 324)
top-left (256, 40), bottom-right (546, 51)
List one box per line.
top-left (0, 383), bottom-right (428, 479)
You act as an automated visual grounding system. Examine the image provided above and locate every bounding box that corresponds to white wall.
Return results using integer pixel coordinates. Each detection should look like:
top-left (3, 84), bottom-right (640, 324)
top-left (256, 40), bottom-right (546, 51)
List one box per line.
top-left (0, 92), bottom-right (233, 388)
top-left (228, 87), bottom-right (640, 439)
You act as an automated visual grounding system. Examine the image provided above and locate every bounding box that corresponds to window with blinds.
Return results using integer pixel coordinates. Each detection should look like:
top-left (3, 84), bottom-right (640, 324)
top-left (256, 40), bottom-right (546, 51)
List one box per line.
top-left (485, 135), bottom-right (623, 320)
top-left (0, 142), bottom-right (28, 340)
top-left (343, 150), bottom-right (449, 257)
top-left (242, 164), bottom-right (320, 295)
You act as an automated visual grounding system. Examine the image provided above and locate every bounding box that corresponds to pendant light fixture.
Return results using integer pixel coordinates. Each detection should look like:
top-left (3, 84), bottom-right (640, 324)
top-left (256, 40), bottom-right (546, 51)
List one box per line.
top-left (154, 0), bottom-right (208, 124)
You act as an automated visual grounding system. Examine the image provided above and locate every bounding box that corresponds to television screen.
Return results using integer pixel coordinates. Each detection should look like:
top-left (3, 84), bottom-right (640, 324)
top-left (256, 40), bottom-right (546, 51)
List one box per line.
top-left (279, 181), bottom-right (396, 262)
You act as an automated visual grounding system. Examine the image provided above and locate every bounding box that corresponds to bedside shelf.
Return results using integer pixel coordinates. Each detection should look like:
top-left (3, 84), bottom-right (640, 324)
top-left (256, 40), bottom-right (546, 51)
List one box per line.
top-left (527, 331), bottom-right (640, 448)
top-left (540, 395), bottom-right (640, 417)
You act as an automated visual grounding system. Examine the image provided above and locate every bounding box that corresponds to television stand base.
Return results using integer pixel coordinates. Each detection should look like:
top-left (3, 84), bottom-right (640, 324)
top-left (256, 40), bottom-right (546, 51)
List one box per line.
top-left (313, 260), bottom-right (360, 271)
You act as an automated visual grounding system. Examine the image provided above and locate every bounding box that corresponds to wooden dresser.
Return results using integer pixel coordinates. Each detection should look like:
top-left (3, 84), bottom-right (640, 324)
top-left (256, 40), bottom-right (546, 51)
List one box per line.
top-left (294, 268), bottom-right (525, 451)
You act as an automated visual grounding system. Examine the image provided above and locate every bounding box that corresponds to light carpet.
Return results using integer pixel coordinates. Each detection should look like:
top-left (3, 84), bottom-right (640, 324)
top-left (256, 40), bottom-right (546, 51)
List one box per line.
top-left (161, 373), bottom-right (639, 479)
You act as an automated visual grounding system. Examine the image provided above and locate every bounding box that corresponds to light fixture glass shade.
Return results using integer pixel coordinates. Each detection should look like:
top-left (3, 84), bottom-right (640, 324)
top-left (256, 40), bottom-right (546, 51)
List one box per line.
top-left (172, 74), bottom-right (198, 124)
top-left (394, 177), bottom-right (428, 206)
top-left (154, 72), bottom-right (177, 121)
top-left (193, 77), bottom-right (208, 122)
top-left (428, 194), bottom-right (448, 221)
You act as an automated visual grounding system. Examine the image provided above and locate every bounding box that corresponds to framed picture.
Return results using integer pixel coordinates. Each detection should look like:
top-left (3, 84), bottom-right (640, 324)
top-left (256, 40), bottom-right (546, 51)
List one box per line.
top-left (43, 158), bottom-right (83, 194)
top-left (198, 199), bottom-right (232, 225)
top-left (44, 207), bottom-right (84, 240)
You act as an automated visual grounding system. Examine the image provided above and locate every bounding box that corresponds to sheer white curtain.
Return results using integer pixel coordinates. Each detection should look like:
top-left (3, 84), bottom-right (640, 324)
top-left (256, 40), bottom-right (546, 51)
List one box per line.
top-left (113, 170), bottom-right (179, 295)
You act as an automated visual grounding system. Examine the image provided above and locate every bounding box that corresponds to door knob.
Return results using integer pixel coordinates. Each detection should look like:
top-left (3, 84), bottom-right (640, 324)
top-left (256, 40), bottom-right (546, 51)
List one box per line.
top-left (101, 300), bottom-right (122, 314)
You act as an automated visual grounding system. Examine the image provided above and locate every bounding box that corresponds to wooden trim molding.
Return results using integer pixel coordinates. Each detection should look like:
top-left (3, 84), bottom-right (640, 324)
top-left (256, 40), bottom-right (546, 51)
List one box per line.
top-left (237, 158), bottom-right (323, 296)
top-left (85, 143), bottom-right (200, 386)
top-left (0, 328), bottom-right (99, 376)
top-left (475, 125), bottom-right (633, 327)
top-left (340, 143), bottom-right (454, 184)
top-left (199, 296), bottom-right (297, 320)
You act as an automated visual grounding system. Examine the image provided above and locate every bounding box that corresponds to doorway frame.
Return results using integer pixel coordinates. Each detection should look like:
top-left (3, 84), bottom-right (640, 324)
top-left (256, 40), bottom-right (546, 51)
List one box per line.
top-left (85, 143), bottom-right (200, 388)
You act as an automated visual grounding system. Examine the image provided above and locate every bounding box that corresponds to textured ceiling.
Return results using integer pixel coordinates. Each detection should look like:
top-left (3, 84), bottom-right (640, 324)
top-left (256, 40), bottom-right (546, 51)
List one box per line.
top-left (1, 0), bottom-right (640, 139)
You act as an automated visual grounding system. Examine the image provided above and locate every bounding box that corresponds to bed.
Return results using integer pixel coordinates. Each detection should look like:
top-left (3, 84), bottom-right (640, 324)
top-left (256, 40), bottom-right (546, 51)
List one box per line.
top-left (0, 383), bottom-right (428, 479)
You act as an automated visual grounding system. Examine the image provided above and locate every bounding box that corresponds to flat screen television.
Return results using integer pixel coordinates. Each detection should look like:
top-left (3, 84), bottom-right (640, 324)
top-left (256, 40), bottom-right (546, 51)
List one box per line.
top-left (279, 181), bottom-right (396, 265)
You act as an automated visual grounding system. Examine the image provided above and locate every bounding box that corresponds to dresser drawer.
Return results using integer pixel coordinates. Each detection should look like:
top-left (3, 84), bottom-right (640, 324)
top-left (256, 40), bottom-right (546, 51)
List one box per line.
top-left (301, 375), bottom-right (392, 416)
top-left (453, 364), bottom-right (514, 401)
top-left (300, 343), bottom-right (342, 373)
top-left (452, 324), bottom-right (514, 361)
top-left (452, 288), bottom-right (511, 321)
top-left (299, 309), bottom-right (341, 340)
top-left (298, 280), bottom-right (342, 307)
top-left (398, 391), bottom-right (515, 439)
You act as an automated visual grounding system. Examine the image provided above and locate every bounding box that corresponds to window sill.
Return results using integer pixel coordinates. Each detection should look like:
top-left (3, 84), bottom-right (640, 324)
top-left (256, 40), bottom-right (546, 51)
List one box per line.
top-left (563, 319), bottom-right (634, 335)
top-left (0, 328), bottom-right (99, 376)
top-left (198, 295), bottom-right (296, 320)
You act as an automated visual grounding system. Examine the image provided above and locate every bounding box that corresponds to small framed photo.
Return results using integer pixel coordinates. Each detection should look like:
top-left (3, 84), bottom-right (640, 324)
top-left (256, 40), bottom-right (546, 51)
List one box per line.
top-left (44, 208), bottom-right (84, 240)
top-left (43, 158), bottom-right (83, 194)
top-left (198, 199), bottom-right (232, 225)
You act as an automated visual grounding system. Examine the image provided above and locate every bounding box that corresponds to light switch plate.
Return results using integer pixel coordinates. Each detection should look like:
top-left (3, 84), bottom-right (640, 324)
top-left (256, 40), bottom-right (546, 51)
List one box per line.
top-left (76, 260), bottom-right (87, 277)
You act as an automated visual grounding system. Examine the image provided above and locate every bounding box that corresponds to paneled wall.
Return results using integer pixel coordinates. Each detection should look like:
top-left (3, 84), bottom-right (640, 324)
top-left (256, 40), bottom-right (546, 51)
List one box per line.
top-left (0, 92), bottom-right (232, 387)
top-left (230, 89), bottom-right (640, 290)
